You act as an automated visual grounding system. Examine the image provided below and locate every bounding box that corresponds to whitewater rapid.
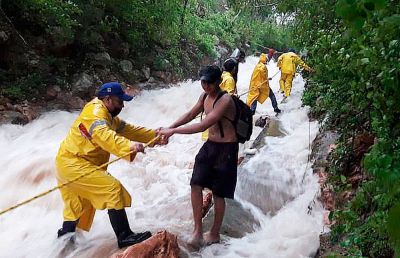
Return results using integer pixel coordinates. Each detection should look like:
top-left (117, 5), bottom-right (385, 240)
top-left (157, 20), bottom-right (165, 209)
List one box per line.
top-left (0, 57), bottom-right (324, 258)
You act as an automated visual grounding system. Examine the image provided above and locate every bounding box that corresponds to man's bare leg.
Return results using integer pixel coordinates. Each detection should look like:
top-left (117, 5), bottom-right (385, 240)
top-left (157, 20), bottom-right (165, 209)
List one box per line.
top-left (189, 185), bottom-right (204, 246)
top-left (204, 194), bottom-right (225, 244)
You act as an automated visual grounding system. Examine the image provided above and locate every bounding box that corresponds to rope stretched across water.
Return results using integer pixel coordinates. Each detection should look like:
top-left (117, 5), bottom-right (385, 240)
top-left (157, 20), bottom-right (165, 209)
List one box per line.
top-left (0, 136), bottom-right (160, 217)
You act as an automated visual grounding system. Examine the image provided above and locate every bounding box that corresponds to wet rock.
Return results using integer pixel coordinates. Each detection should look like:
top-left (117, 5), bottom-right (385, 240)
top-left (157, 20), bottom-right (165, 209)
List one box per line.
top-left (0, 105), bottom-right (5, 111)
top-left (0, 110), bottom-right (28, 124)
top-left (236, 169), bottom-right (294, 214)
top-left (321, 185), bottom-right (335, 211)
top-left (151, 70), bottom-right (172, 83)
top-left (0, 31), bottom-right (10, 43)
top-left (48, 26), bottom-right (75, 57)
top-left (203, 198), bottom-right (259, 238)
top-left (112, 231), bottom-right (179, 258)
top-left (71, 72), bottom-right (95, 98)
top-left (45, 85), bottom-right (61, 101)
top-left (119, 60), bottom-right (133, 73)
top-left (216, 45), bottom-right (228, 58)
top-left (14, 104), bottom-right (40, 122)
top-left (122, 83), bottom-right (141, 96)
top-left (0, 96), bottom-right (11, 107)
top-left (142, 66), bottom-right (151, 80)
top-left (93, 52), bottom-right (112, 67)
top-left (202, 191), bottom-right (213, 218)
top-left (127, 69), bottom-right (147, 82)
top-left (311, 130), bottom-right (339, 169)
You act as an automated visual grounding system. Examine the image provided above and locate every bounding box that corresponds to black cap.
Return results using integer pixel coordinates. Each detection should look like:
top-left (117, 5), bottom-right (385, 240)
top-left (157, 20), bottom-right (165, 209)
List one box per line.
top-left (199, 65), bottom-right (222, 84)
top-left (223, 59), bottom-right (237, 72)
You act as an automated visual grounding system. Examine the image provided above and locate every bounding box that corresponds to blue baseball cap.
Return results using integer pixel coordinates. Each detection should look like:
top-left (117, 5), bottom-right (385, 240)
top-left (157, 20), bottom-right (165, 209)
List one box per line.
top-left (97, 82), bottom-right (133, 101)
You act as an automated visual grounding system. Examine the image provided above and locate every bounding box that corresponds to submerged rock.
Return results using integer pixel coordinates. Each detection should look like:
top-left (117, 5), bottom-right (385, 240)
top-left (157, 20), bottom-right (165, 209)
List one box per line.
top-left (112, 231), bottom-right (179, 258)
top-left (202, 198), bottom-right (260, 238)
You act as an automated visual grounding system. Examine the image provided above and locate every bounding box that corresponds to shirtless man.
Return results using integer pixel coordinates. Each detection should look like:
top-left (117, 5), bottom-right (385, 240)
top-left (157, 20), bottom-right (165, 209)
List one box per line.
top-left (159, 65), bottom-right (238, 246)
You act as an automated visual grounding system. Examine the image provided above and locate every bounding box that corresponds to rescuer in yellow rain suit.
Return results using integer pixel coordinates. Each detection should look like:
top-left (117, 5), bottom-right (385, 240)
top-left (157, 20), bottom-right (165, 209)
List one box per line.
top-left (55, 82), bottom-right (164, 248)
top-left (246, 53), bottom-right (280, 114)
top-left (277, 49), bottom-right (313, 99)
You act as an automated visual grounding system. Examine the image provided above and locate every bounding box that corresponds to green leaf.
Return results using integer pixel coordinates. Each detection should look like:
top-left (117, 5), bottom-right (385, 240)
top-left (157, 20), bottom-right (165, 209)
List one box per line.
top-left (341, 175), bottom-right (347, 184)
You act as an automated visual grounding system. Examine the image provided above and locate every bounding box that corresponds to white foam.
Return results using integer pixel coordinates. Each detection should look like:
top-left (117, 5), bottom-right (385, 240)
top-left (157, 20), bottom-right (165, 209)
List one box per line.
top-left (0, 56), bottom-right (324, 257)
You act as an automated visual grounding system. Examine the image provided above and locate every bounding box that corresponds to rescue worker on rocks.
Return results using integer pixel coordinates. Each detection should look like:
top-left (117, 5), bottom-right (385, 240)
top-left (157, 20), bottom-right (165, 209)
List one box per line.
top-left (277, 48), bottom-right (313, 99)
top-left (247, 53), bottom-right (281, 115)
top-left (55, 82), bottom-right (165, 248)
top-left (159, 66), bottom-right (239, 247)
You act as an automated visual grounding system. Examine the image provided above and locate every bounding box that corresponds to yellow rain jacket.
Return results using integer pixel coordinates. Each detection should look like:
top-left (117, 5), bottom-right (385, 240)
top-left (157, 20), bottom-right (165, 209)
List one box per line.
top-left (246, 53), bottom-right (270, 107)
top-left (277, 52), bottom-right (312, 97)
top-left (55, 98), bottom-right (156, 231)
top-left (219, 71), bottom-right (236, 95)
top-left (277, 52), bottom-right (311, 75)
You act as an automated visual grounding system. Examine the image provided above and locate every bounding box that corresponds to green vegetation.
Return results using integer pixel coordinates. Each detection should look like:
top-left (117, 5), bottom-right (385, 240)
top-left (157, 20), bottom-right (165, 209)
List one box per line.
top-left (0, 0), bottom-right (291, 101)
top-left (275, 0), bottom-right (399, 256)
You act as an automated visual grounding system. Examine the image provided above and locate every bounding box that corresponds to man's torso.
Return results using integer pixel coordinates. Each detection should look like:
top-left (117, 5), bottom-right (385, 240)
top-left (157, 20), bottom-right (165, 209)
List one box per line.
top-left (203, 93), bottom-right (236, 142)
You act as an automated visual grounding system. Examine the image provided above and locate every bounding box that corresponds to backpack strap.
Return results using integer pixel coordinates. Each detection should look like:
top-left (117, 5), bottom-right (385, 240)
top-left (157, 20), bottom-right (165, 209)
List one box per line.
top-left (200, 93), bottom-right (208, 121)
top-left (212, 91), bottom-right (227, 138)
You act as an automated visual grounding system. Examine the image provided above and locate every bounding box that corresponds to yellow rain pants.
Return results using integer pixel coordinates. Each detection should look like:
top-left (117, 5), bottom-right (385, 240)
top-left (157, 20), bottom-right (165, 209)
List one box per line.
top-left (246, 53), bottom-right (269, 107)
top-left (279, 73), bottom-right (294, 97)
top-left (56, 98), bottom-right (156, 231)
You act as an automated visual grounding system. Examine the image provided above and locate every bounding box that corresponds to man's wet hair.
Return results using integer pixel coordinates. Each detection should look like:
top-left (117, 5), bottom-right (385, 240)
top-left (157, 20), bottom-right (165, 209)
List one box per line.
top-left (223, 59), bottom-right (237, 72)
top-left (199, 65), bottom-right (222, 84)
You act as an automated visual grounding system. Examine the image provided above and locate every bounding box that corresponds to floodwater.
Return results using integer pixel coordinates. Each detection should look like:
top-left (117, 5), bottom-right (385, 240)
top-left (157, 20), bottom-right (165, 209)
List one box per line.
top-left (0, 57), bottom-right (323, 258)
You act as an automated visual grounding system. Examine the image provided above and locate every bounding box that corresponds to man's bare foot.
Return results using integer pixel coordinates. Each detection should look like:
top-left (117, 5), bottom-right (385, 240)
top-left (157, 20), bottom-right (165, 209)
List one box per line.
top-left (187, 233), bottom-right (204, 248)
top-left (203, 231), bottom-right (220, 245)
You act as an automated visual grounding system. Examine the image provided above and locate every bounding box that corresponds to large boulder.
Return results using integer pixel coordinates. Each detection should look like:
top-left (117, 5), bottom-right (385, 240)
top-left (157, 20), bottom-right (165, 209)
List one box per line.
top-left (202, 198), bottom-right (260, 238)
top-left (93, 52), bottom-right (112, 68)
top-left (151, 70), bottom-right (172, 83)
top-left (0, 110), bottom-right (28, 124)
top-left (119, 60), bottom-right (133, 73)
top-left (71, 72), bottom-right (95, 99)
top-left (112, 231), bottom-right (179, 258)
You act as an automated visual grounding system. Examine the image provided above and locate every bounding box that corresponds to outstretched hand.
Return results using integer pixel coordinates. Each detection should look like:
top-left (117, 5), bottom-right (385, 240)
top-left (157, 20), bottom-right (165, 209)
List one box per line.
top-left (155, 127), bottom-right (169, 145)
top-left (131, 142), bottom-right (145, 153)
top-left (158, 128), bottom-right (175, 141)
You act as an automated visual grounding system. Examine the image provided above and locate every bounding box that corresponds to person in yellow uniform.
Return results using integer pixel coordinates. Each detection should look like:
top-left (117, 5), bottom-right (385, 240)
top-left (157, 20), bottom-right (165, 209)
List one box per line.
top-left (220, 59), bottom-right (237, 95)
top-left (55, 82), bottom-right (164, 248)
top-left (246, 53), bottom-right (281, 115)
top-left (277, 48), bottom-right (313, 99)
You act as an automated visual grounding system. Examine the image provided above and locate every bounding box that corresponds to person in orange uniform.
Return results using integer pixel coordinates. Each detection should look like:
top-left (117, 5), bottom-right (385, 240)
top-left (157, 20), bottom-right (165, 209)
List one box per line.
top-left (277, 48), bottom-right (313, 99)
top-left (55, 82), bottom-right (165, 248)
top-left (247, 53), bottom-right (280, 114)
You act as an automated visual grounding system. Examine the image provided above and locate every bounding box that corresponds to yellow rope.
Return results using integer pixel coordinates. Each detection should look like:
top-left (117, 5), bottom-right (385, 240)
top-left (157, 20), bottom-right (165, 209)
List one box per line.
top-left (0, 136), bottom-right (160, 216)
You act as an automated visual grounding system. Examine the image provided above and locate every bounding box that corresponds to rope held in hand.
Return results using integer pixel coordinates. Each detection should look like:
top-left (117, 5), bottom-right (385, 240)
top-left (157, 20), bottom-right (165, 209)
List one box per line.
top-left (0, 136), bottom-right (160, 216)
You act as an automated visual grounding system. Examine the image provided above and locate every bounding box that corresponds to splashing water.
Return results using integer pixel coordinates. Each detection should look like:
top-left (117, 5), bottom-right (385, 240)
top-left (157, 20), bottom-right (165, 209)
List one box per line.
top-left (0, 57), bottom-right (324, 258)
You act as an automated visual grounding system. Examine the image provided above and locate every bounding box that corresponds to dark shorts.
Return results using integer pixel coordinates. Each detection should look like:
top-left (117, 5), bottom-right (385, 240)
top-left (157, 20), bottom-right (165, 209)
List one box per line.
top-left (191, 140), bottom-right (239, 199)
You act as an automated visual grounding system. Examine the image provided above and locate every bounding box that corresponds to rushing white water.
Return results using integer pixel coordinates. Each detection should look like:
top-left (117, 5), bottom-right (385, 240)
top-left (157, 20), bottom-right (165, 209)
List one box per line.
top-left (0, 57), bottom-right (324, 258)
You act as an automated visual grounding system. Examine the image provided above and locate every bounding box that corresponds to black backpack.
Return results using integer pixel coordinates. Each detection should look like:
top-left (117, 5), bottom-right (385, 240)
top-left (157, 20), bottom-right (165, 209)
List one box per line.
top-left (203, 91), bottom-right (253, 143)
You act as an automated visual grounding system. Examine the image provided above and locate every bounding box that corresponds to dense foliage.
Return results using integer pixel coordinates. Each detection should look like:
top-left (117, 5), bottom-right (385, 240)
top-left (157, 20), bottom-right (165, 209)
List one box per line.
top-left (0, 0), bottom-right (291, 100)
top-left (275, 0), bottom-right (399, 256)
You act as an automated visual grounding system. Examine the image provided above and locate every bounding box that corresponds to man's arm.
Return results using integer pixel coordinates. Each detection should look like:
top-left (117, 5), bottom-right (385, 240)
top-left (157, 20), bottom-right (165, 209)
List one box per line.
top-left (169, 93), bottom-right (206, 128)
top-left (294, 55), bottom-right (312, 72)
top-left (115, 118), bottom-right (156, 144)
top-left (165, 95), bottom-right (230, 136)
